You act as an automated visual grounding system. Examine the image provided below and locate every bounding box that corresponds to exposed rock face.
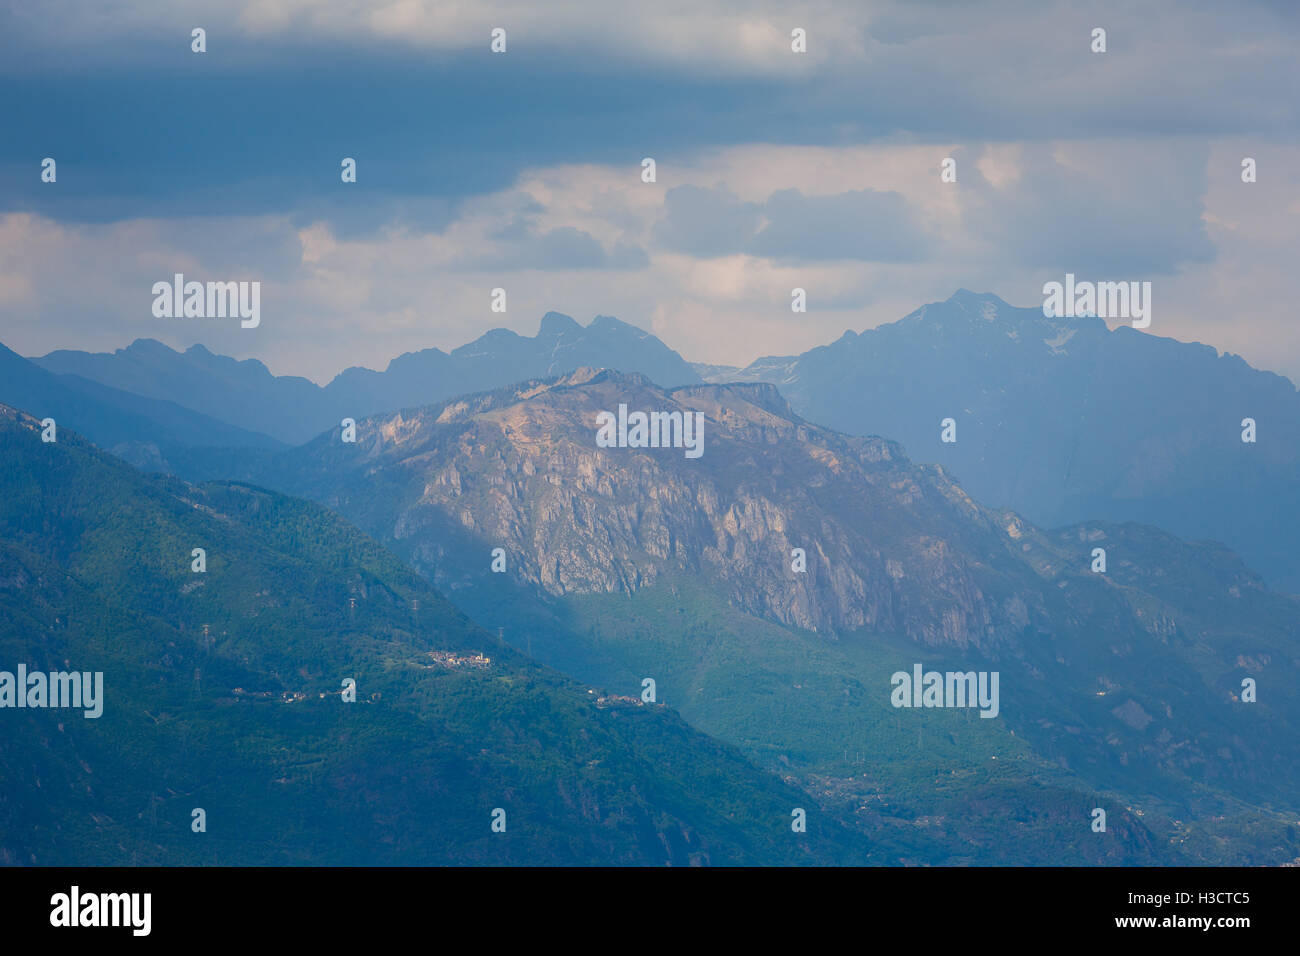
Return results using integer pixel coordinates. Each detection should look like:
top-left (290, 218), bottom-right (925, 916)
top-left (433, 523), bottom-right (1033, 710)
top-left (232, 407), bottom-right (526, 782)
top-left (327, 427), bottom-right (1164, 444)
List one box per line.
top-left (276, 367), bottom-right (1270, 653)
top-left (256, 370), bottom-right (1300, 811)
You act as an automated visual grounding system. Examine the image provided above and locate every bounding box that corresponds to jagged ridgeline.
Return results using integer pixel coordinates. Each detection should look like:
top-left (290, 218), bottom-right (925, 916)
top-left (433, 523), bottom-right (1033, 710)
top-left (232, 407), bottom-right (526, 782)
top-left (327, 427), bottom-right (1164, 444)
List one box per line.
top-left (30, 312), bottom-right (702, 447)
top-left (0, 404), bottom-right (878, 866)
top-left (708, 290), bottom-right (1300, 595)
top-left (237, 369), bottom-right (1300, 864)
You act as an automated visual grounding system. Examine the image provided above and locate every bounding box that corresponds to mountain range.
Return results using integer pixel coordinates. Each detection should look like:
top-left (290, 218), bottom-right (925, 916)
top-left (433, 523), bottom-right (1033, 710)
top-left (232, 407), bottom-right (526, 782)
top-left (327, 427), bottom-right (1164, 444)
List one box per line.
top-left (706, 290), bottom-right (1300, 595)
top-left (0, 342), bottom-right (281, 475)
top-left (9, 289), bottom-right (1300, 864)
top-left (214, 369), bottom-right (1300, 864)
top-left (0, 403), bottom-right (884, 865)
top-left (30, 291), bottom-right (1300, 596)
top-left (34, 312), bottom-right (700, 446)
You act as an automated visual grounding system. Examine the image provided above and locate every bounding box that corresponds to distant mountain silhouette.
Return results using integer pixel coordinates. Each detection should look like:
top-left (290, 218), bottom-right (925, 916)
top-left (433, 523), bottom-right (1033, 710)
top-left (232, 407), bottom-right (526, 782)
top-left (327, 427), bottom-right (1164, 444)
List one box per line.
top-left (29, 290), bottom-right (1300, 594)
top-left (0, 341), bottom-right (281, 472)
top-left (711, 290), bottom-right (1300, 593)
top-left (35, 313), bottom-right (701, 445)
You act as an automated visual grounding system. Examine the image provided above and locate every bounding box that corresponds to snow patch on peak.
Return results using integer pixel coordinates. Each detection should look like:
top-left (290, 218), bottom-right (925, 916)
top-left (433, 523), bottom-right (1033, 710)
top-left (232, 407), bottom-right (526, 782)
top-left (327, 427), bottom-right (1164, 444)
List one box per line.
top-left (1044, 327), bottom-right (1077, 353)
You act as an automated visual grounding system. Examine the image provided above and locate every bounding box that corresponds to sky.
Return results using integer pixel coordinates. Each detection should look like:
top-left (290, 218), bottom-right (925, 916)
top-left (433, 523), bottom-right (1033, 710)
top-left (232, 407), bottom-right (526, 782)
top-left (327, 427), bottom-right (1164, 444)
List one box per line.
top-left (1, 0), bottom-right (1298, 385)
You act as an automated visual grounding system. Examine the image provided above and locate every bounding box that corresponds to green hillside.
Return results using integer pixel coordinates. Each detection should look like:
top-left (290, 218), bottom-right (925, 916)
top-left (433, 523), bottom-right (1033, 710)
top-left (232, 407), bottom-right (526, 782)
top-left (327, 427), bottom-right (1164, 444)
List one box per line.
top-left (224, 371), bottom-right (1300, 865)
top-left (0, 405), bottom-right (874, 866)
top-left (456, 573), bottom-right (1298, 866)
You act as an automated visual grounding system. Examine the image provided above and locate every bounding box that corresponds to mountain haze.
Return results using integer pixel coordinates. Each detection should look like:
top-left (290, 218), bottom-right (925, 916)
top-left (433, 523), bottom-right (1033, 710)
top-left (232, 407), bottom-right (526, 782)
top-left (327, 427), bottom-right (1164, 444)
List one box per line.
top-left (34, 313), bottom-right (701, 446)
top-left (224, 370), bottom-right (1300, 862)
top-left (0, 342), bottom-right (282, 473)
top-left (32, 290), bottom-right (1299, 599)
top-left (714, 290), bottom-right (1300, 594)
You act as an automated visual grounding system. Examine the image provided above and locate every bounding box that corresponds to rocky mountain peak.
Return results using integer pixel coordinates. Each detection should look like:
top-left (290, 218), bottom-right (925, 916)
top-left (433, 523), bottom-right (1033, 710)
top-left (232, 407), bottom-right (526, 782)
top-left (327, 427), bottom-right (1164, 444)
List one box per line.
top-left (538, 311), bottom-right (584, 336)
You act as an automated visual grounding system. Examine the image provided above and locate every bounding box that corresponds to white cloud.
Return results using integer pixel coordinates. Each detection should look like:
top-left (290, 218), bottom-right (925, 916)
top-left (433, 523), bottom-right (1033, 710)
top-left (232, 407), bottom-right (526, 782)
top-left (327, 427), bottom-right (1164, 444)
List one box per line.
top-left (3, 139), bottom-right (1299, 386)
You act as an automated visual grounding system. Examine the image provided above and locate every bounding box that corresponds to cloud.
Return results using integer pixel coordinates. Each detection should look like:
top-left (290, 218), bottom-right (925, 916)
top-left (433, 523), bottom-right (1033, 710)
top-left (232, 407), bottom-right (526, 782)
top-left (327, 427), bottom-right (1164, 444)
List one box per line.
top-left (468, 225), bottom-right (647, 270)
top-left (654, 185), bottom-right (763, 257)
top-left (655, 184), bottom-right (928, 262)
top-left (964, 142), bottom-right (1216, 275)
top-left (751, 188), bottom-right (928, 262)
top-left (3, 128), bottom-right (1298, 389)
top-left (3, 0), bottom-right (1297, 236)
